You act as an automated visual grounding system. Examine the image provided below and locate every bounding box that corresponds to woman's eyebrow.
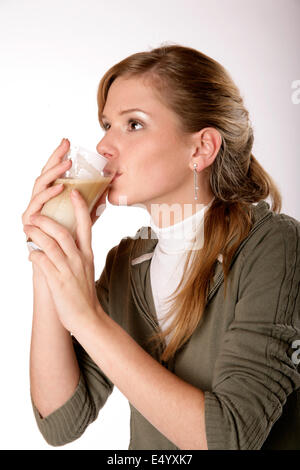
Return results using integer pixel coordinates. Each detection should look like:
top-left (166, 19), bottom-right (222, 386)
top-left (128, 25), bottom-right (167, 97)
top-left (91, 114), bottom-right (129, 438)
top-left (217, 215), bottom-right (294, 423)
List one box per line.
top-left (100, 108), bottom-right (151, 120)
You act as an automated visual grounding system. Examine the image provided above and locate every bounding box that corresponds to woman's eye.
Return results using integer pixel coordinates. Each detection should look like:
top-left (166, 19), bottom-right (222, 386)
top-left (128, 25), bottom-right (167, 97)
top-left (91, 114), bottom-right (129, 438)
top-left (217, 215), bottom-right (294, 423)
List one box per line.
top-left (101, 119), bottom-right (143, 132)
top-left (128, 119), bottom-right (143, 131)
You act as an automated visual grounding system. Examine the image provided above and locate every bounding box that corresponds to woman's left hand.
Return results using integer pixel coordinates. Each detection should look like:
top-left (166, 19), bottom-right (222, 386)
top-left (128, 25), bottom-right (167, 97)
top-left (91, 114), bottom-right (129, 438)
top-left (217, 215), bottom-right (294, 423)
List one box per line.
top-left (23, 188), bottom-right (100, 332)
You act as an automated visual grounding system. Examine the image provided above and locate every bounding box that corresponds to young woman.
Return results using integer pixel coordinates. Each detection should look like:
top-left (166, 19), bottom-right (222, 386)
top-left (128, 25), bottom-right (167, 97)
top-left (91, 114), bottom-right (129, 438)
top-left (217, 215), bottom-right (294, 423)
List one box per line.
top-left (22, 44), bottom-right (300, 450)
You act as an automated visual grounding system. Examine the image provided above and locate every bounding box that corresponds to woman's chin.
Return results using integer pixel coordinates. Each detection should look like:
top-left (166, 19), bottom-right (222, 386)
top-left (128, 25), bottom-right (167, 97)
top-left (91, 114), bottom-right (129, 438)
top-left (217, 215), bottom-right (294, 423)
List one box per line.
top-left (107, 189), bottom-right (130, 207)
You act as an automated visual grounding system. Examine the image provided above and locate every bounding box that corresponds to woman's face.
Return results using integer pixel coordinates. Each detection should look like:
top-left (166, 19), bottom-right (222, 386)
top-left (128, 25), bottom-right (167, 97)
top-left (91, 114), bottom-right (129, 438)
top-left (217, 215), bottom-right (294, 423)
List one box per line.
top-left (96, 75), bottom-right (201, 214)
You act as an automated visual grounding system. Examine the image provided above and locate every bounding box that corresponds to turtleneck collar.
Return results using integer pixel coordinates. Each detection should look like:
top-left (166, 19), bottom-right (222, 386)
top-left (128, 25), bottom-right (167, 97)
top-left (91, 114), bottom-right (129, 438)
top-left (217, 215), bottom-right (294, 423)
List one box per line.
top-left (149, 197), bottom-right (214, 254)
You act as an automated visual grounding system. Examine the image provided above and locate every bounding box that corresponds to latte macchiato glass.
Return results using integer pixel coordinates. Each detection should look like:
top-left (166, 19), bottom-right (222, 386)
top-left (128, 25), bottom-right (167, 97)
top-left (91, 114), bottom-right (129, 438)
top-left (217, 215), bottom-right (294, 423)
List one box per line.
top-left (27, 144), bottom-right (113, 251)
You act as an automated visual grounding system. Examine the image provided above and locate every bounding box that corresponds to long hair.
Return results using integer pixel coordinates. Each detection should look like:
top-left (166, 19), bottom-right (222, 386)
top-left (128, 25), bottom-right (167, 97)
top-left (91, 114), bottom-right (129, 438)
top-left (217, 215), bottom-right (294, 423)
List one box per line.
top-left (97, 43), bottom-right (282, 363)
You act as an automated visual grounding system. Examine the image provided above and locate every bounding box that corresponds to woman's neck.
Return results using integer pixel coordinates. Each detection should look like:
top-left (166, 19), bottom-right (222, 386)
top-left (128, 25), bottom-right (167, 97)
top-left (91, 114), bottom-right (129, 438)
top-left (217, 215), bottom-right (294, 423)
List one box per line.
top-left (148, 196), bottom-right (215, 229)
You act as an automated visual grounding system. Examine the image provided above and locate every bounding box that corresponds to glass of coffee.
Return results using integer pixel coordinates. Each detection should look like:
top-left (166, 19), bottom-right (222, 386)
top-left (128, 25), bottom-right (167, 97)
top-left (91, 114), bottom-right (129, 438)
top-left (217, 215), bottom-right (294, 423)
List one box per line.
top-left (27, 144), bottom-right (114, 251)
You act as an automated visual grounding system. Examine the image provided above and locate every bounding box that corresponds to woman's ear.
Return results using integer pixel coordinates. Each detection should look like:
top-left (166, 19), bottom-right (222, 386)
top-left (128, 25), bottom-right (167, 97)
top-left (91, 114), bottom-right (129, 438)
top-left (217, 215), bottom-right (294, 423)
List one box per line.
top-left (189, 127), bottom-right (222, 172)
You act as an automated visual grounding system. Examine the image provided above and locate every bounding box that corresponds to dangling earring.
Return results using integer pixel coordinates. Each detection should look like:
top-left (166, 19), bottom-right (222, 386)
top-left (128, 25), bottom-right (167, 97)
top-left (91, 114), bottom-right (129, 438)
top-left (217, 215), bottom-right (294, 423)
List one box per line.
top-left (193, 163), bottom-right (199, 200)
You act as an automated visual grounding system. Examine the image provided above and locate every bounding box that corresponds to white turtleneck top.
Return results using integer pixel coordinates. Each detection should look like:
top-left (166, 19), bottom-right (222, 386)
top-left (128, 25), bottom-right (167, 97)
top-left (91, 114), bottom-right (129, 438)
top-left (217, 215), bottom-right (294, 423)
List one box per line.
top-left (149, 198), bottom-right (219, 346)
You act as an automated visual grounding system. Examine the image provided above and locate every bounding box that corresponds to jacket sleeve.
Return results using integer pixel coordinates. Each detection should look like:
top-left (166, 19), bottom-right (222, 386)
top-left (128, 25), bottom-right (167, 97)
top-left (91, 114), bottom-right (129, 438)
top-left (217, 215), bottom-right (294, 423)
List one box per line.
top-left (204, 215), bottom-right (300, 449)
top-left (31, 245), bottom-right (118, 447)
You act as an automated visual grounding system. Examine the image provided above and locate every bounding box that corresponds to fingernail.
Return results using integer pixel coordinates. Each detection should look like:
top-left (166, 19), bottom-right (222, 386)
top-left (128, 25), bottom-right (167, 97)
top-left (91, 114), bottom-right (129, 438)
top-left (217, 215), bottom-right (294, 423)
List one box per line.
top-left (71, 189), bottom-right (79, 197)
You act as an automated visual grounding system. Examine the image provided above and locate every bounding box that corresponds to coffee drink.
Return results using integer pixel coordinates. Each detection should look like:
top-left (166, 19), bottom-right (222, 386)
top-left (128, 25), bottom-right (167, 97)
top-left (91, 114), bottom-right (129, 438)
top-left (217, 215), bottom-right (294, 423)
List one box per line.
top-left (40, 175), bottom-right (112, 238)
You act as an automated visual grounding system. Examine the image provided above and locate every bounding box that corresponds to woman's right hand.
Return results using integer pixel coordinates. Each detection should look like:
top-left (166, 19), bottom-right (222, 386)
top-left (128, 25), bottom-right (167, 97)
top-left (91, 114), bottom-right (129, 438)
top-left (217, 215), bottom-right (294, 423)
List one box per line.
top-left (22, 138), bottom-right (72, 230)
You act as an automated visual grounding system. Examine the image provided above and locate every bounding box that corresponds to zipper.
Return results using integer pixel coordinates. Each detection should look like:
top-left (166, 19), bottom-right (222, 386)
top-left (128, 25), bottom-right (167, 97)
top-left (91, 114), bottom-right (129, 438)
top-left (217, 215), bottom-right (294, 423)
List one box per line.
top-left (206, 211), bottom-right (273, 301)
top-left (144, 313), bottom-right (167, 365)
top-left (130, 270), bottom-right (167, 364)
top-left (139, 296), bottom-right (168, 366)
top-left (131, 278), bottom-right (159, 332)
top-left (144, 308), bottom-right (160, 333)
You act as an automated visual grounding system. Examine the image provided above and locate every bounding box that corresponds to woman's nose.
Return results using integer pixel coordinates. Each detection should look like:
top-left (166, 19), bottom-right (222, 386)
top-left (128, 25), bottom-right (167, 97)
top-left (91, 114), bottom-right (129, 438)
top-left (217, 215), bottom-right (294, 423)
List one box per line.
top-left (96, 138), bottom-right (116, 160)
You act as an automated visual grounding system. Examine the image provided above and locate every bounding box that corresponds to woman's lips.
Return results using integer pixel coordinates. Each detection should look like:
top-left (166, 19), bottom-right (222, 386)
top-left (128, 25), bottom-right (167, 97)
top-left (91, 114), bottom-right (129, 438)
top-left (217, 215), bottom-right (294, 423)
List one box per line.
top-left (109, 173), bottom-right (122, 184)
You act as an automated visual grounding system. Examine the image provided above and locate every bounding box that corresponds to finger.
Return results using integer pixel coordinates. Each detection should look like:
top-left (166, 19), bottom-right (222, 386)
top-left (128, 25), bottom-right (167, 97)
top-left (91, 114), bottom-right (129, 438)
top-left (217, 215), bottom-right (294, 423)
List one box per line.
top-left (23, 183), bottom-right (65, 225)
top-left (24, 224), bottom-right (68, 274)
top-left (42, 138), bottom-right (70, 174)
top-left (28, 249), bottom-right (59, 287)
top-left (25, 213), bottom-right (79, 260)
top-left (31, 158), bottom-right (72, 198)
top-left (70, 189), bottom-right (93, 258)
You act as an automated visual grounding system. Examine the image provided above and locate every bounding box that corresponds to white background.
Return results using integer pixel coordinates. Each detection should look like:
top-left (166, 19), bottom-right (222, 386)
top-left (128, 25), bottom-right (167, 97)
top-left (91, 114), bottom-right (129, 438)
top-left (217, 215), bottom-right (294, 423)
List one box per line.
top-left (0, 0), bottom-right (299, 450)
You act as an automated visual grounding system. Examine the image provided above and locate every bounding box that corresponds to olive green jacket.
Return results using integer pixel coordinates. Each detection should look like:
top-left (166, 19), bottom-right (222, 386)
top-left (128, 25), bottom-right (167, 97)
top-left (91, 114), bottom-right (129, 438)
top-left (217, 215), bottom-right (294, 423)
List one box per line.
top-left (31, 201), bottom-right (300, 449)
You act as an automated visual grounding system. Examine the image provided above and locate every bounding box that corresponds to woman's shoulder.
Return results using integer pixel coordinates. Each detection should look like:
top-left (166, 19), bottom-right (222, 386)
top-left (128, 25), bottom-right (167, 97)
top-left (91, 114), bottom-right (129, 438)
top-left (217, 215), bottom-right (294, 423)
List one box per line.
top-left (236, 204), bottom-right (300, 309)
top-left (235, 204), bottom-right (299, 327)
top-left (268, 206), bottom-right (300, 231)
top-left (244, 202), bottom-right (300, 256)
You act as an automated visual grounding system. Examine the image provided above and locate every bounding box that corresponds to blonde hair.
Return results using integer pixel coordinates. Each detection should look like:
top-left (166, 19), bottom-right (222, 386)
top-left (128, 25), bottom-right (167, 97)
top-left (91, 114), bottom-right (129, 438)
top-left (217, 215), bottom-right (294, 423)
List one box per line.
top-left (97, 43), bottom-right (282, 363)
